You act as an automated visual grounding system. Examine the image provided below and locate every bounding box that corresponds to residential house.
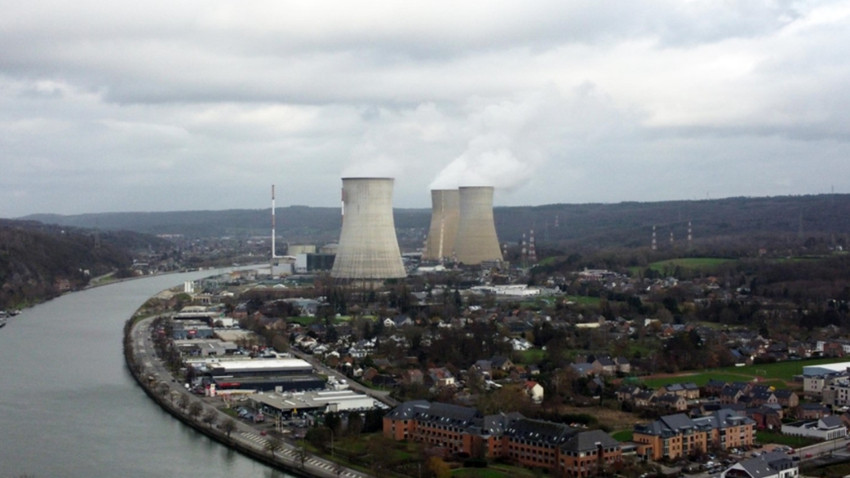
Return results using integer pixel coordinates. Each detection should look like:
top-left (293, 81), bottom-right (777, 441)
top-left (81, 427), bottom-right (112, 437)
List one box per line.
top-left (490, 356), bottom-right (514, 372)
top-left (591, 356), bottom-right (618, 376)
top-left (616, 385), bottom-right (643, 403)
top-left (651, 394), bottom-right (688, 413)
top-left (773, 389), bottom-right (799, 409)
top-left (798, 403), bottom-right (831, 420)
top-left (720, 386), bottom-right (744, 405)
top-left (748, 406), bottom-right (783, 431)
top-left (525, 381), bottom-right (544, 404)
top-left (428, 367), bottom-right (456, 389)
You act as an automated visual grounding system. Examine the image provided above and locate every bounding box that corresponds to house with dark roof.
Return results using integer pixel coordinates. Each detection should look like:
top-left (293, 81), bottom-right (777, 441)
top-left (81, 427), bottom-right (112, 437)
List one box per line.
top-left (773, 389), bottom-right (799, 408)
top-left (720, 386), bottom-right (744, 404)
top-left (651, 393), bottom-right (688, 412)
top-left (720, 450), bottom-right (797, 478)
top-left (747, 406), bottom-right (783, 431)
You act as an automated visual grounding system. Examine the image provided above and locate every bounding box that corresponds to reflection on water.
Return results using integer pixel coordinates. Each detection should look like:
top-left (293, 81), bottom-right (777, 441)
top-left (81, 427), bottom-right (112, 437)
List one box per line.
top-left (0, 271), bottom-right (291, 478)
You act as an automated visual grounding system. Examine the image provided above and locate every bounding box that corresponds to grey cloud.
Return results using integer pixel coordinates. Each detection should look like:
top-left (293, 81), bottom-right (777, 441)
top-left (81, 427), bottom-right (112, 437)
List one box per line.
top-left (1, 1), bottom-right (850, 217)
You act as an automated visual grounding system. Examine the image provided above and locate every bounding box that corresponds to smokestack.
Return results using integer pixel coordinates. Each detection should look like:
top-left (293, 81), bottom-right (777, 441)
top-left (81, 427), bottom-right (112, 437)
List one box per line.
top-left (331, 177), bottom-right (406, 280)
top-left (271, 184), bottom-right (276, 258)
top-left (454, 186), bottom-right (503, 265)
top-left (423, 189), bottom-right (460, 262)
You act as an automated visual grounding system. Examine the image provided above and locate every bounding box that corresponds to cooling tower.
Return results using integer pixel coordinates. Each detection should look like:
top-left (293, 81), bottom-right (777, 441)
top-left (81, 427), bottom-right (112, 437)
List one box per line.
top-left (454, 186), bottom-right (503, 265)
top-left (455, 187), bottom-right (502, 265)
top-left (423, 189), bottom-right (460, 261)
top-left (331, 177), bottom-right (406, 280)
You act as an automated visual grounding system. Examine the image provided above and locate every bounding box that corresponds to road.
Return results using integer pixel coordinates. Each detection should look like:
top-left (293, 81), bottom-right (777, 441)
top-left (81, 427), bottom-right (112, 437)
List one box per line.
top-left (795, 435), bottom-right (850, 462)
top-left (130, 316), bottom-right (373, 478)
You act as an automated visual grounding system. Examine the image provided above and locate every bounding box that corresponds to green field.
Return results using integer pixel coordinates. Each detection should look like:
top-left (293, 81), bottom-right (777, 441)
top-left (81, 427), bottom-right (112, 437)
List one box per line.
top-left (516, 348), bottom-right (546, 365)
top-left (563, 295), bottom-right (602, 306)
top-left (639, 357), bottom-right (850, 389)
top-left (647, 257), bottom-right (734, 273)
top-left (756, 431), bottom-right (819, 448)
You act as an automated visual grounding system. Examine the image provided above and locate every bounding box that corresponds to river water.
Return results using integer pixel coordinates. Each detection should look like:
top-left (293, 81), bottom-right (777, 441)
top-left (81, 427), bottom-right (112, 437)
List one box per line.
top-left (0, 271), bottom-right (290, 478)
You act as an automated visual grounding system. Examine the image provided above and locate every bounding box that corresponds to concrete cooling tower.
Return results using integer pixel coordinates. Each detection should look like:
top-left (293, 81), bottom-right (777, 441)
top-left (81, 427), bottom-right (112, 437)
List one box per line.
top-left (423, 189), bottom-right (460, 261)
top-left (331, 177), bottom-right (406, 280)
top-left (454, 186), bottom-right (503, 265)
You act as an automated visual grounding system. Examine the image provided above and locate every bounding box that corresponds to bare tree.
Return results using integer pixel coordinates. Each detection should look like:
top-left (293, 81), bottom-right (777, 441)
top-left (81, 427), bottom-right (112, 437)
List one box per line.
top-left (202, 408), bottom-right (218, 428)
top-left (221, 418), bottom-right (237, 438)
top-left (156, 382), bottom-right (170, 397)
top-left (188, 401), bottom-right (203, 420)
top-left (266, 436), bottom-right (282, 456)
top-left (177, 393), bottom-right (190, 410)
top-left (296, 440), bottom-right (307, 468)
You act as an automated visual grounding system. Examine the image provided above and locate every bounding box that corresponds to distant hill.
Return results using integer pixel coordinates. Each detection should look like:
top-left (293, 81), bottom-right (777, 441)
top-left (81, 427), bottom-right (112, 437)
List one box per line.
top-left (22, 194), bottom-right (850, 251)
top-left (0, 220), bottom-right (168, 309)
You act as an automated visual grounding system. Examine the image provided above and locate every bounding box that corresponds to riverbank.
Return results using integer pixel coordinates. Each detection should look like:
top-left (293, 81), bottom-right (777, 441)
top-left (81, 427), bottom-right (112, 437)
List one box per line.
top-left (123, 314), bottom-right (369, 478)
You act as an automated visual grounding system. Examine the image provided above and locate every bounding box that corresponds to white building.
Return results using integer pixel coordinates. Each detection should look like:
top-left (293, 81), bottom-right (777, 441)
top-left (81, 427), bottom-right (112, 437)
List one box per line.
top-left (781, 416), bottom-right (847, 440)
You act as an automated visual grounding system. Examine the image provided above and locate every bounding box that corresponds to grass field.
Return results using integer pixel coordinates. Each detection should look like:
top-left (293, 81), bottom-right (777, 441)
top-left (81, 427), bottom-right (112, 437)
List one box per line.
top-left (649, 257), bottom-right (734, 273)
top-left (638, 357), bottom-right (850, 389)
top-left (563, 295), bottom-right (603, 306)
top-left (756, 431), bottom-right (819, 448)
top-left (516, 348), bottom-right (546, 365)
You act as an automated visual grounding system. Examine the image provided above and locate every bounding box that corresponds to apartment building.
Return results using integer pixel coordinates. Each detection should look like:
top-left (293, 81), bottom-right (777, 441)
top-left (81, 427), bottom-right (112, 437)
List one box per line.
top-left (384, 401), bottom-right (622, 476)
top-left (634, 409), bottom-right (755, 461)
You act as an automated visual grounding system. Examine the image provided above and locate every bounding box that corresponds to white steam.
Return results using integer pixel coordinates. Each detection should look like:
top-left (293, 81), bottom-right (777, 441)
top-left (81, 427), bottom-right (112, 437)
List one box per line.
top-left (429, 89), bottom-right (557, 191)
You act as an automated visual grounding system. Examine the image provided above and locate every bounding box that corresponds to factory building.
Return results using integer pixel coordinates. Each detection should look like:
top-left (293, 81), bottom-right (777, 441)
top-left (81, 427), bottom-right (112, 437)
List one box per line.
top-left (423, 189), bottom-right (460, 262)
top-left (198, 357), bottom-right (325, 393)
top-left (251, 389), bottom-right (381, 416)
top-left (331, 177), bottom-right (406, 281)
top-left (453, 186), bottom-right (503, 265)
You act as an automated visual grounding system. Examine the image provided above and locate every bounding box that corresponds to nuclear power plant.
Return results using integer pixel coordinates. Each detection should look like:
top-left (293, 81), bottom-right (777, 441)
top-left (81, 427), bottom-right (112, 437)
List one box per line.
top-left (423, 189), bottom-right (460, 262)
top-left (330, 177), bottom-right (407, 281)
top-left (453, 186), bottom-right (503, 265)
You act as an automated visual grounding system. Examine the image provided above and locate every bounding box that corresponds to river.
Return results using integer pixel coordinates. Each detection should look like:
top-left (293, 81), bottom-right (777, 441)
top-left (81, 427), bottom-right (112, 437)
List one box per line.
top-left (0, 271), bottom-right (291, 478)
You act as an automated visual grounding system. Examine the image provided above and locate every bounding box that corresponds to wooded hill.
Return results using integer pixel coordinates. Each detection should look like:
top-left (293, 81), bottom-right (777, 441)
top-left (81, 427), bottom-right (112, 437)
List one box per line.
top-left (23, 194), bottom-right (850, 251)
top-left (0, 220), bottom-right (168, 309)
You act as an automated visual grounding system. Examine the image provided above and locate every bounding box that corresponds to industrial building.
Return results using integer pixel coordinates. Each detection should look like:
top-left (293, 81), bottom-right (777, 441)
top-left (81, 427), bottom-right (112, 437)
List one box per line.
top-left (197, 357), bottom-right (325, 393)
top-left (453, 186), bottom-right (503, 265)
top-left (330, 177), bottom-right (406, 281)
top-left (294, 253), bottom-right (335, 273)
top-left (423, 189), bottom-right (459, 262)
top-left (250, 389), bottom-right (381, 416)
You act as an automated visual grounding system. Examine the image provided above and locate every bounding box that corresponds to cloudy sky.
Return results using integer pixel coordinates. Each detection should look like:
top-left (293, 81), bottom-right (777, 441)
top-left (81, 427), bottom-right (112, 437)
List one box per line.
top-left (2, 1), bottom-right (850, 218)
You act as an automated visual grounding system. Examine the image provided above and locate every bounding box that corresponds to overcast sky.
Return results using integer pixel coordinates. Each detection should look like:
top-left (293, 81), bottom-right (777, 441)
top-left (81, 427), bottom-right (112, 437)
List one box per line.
top-left (2, 1), bottom-right (850, 217)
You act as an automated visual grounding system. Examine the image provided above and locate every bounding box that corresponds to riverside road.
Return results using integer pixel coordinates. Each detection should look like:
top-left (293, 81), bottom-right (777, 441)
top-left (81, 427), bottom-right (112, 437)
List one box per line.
top-left (131, 315), bottom-right (373, 478)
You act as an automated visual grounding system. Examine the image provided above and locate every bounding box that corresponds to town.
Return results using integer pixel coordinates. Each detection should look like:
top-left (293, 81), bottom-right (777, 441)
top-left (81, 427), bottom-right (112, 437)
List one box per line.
top-left (128, 243), bottom-right (850, 478)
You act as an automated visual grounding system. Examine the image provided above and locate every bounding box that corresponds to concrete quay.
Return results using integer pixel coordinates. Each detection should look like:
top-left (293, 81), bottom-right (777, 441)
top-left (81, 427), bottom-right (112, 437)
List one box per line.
top-left (125, 315), bottom-right (373, 478)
